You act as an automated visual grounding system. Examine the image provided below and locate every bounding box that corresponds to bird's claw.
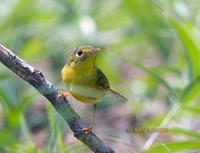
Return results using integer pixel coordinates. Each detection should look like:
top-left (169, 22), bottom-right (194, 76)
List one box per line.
top-left (82, 127), bottom-right (92, 134)
top-left (58, 92), bottom-right (71, 99)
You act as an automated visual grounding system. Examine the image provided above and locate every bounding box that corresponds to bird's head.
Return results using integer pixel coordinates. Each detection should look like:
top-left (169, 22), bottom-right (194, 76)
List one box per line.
top-left (67, 45), bottom-right (101, 68)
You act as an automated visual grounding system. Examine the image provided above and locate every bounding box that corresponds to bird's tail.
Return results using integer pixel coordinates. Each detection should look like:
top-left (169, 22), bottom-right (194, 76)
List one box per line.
top-left (109, 89), bottom-right (128, 103)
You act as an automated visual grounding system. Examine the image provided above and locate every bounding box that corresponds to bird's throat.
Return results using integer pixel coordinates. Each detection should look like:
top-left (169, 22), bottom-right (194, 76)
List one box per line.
top-left (71, 57), bottom-right (95, 74)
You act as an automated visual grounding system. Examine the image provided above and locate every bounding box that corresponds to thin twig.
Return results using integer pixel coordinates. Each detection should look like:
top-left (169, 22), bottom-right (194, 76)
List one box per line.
top-left (0, 44), bottom-right (115, 153)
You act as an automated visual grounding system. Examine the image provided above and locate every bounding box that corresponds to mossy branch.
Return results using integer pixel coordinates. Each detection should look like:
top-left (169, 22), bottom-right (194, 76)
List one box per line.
top-left (0, 44), bottom-right (115, 153)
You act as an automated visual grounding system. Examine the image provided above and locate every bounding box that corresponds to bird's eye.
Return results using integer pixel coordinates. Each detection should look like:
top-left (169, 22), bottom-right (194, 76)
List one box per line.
top-left (76, 50), bottom-right (83, 57)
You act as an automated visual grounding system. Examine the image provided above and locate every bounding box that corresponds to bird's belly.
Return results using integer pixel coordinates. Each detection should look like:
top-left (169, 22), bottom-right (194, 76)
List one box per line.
top-left (62, 66), bottom-right (107, 103)
top-left (70, 83), bottom-right (107, 103)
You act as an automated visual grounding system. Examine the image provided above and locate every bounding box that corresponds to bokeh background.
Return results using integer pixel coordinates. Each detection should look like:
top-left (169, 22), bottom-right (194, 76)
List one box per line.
top-left (1, 0), bottom-right (200, 153)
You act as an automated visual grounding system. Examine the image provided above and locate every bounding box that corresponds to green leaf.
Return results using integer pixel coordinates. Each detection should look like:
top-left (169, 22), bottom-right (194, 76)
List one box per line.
top-left (0, 129), bottom-right (18, 149)
top-left (20, 115), bottom-right (32, 143)
top-left (169, 16), bottom-right (200, 81)
top-left (144, 141), bottom-right (200, 153)
top-left (167, 128), bottom-right (200, 139)
top-left (151, 66), bottom-right (181, 76)
top-left (135, 63), bottom-right (178, 100)
top-left (183, 106), bottom-right (200, 115)
top-left (180, 77), bottom-right (200, 104)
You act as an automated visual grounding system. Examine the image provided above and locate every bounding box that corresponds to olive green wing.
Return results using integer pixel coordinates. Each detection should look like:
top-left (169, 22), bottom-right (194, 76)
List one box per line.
top-left (96, 68), bottom-right (110, 89)
top-left (109, 88), bottom-right (128, 103)
top-left (96, 68), bottom-right (128, 102)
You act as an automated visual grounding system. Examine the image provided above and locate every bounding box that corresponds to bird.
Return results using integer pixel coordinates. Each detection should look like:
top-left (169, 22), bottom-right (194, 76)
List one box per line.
top-left (60, 45), bottom-right (128, 133)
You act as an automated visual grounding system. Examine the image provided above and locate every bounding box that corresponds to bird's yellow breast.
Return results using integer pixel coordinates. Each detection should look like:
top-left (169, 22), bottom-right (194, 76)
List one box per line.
top-left (61, 65), bottom-right (107, 103)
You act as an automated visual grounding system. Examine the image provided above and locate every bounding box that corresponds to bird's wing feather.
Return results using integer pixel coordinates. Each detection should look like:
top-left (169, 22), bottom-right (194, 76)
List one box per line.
top-left (96, 68), bottom-right (110, 89)
top-left (109, 89), bottom-right (128, 103)
top-left (96, 68), bottom-right (128, 102)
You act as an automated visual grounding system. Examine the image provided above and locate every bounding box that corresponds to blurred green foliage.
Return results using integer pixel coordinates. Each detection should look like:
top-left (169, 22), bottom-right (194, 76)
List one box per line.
top-left (1, 0), bottom-right (200, 153)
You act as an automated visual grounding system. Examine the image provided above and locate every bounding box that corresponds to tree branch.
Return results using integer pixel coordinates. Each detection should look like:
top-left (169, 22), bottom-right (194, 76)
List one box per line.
top-left (0, 44), bottom-right (115, 153)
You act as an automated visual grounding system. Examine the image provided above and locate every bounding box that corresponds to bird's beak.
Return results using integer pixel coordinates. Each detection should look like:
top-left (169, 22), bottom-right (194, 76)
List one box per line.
top-left (92, 48), bottom-right (101, 53)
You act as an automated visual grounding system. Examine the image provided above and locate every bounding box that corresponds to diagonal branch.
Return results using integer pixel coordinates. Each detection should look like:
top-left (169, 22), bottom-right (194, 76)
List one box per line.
top-left (0, 44), bottom-right (115, 153)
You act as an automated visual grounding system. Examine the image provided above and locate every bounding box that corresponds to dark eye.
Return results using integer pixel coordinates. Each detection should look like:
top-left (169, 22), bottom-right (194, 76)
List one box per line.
top-left (76, 50), bottom-right (83, 56)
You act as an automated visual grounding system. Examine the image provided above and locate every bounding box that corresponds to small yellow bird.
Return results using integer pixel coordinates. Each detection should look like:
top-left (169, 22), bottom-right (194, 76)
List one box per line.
top-left (60, 45), bottom-right (127, 133)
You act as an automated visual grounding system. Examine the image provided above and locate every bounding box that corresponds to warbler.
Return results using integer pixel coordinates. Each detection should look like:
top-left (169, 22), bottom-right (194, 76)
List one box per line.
top-left (60, 45), bottom-right (127, 133)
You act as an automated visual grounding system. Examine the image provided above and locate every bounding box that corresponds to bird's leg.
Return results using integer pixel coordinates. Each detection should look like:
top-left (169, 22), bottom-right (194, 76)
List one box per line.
top-left (90, 104), bottom-right (96, 128)
top-left (58, 91), bottom-right (72, 98)
top-left (82, 104), bottom-right (96, 134)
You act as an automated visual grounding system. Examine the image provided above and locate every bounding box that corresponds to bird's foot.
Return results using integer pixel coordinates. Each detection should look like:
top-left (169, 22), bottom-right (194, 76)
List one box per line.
top-left (58, 92), bottom-right (71, 99)
top-left (82, 127), bottom-right (92, 134)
